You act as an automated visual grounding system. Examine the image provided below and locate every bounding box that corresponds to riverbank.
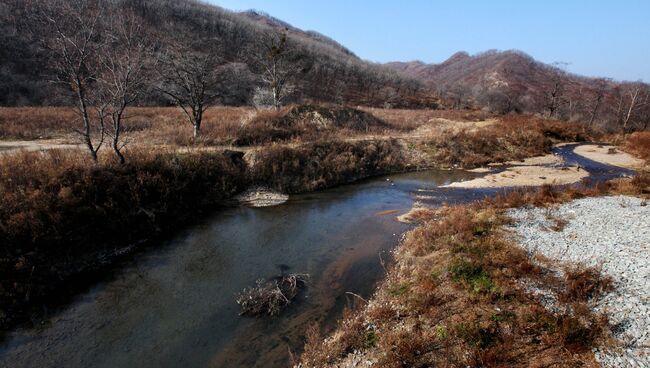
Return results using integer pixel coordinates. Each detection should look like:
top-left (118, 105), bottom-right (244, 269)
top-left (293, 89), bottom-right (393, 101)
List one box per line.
top-left (297, 166), bottom-right (650, 367)
top-left (0, 109), bottom-right (625, 335)
top-left (0, 139), bottom-right (408, 331)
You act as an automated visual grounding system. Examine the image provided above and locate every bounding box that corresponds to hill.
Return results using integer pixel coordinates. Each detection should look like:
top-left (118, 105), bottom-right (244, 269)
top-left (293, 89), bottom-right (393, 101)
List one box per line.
top-left (0, 0), bottom-right (431, 108)
top-left (387, 50), bottom-right (650, 130)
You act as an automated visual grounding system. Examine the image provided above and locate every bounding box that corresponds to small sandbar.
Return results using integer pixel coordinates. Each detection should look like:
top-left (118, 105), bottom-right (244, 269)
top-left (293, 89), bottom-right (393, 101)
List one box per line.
top-left (502, 154), bottom-right (563, 166)
top-left (466, 167), bottom-right (492, 173)
top-left (234, 186), bottom-right (289, 207)
top-left (574, 144), bottom-right (645, 169)
top-left (443, 165), bottom-right (588, 188)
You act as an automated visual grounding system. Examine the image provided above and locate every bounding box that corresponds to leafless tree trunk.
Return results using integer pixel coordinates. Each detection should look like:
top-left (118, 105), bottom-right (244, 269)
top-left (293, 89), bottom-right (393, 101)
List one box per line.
top-left (97, 11), bottom-right (152, 163)
top-left (254, 30), bottom-right (301, 110)
top-left (35, 0), bottom-right (106, 161)
top-left (587, 79), bottom-right (609, 127)
top-left (620, 83), bottom-right (648, 132)
top-left (158, 46), bottom-right (222, 141)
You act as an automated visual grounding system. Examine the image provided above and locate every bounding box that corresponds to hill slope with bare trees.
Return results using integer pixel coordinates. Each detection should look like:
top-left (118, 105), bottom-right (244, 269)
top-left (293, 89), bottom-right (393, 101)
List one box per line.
top-left (0, 0), bottom-right (431, 108)
top-left (387, 50), bottom-right (650, 131)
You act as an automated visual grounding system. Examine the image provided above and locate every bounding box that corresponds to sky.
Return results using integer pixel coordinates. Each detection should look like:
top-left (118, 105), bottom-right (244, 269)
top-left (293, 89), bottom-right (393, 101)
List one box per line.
top-left (210, 0), bottom-right (650, 82)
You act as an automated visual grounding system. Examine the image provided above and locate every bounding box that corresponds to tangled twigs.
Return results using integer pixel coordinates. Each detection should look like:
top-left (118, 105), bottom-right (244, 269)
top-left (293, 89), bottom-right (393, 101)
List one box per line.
top-left (236, 273), bottom-right (309, 316)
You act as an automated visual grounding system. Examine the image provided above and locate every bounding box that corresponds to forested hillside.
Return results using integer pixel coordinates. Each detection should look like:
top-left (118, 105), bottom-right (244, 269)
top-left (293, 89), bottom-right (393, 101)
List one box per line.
top-left (388, 50), bottom-right (650, 131)
top-left (0, 0), bottom-right (432, 107)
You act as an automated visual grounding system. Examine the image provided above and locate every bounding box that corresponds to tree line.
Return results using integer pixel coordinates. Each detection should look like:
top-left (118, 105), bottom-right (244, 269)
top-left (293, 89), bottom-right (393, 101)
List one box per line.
top-left (0, 0), bottom-right (434, 162)
top-left (433, 52), bottom-right (650, 132)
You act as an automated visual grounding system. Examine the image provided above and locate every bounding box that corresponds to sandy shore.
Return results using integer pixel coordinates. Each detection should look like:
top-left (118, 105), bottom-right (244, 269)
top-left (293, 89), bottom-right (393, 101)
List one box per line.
top-left (443, 165), bottom-right (587, 188)
top-left (574, 144), bottom-right (645, 169)
top-left (500, 154), bottom-right (563, 166)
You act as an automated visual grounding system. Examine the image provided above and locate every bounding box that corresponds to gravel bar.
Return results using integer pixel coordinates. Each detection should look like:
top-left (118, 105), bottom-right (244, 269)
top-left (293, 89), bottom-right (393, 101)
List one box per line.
top-left (506, 196), bottom-right (650, 368)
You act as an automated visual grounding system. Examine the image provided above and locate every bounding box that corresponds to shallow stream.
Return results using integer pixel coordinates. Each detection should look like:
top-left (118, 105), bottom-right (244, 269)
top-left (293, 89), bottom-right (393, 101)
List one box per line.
top-left (0, 144), bottom-right (633, 368)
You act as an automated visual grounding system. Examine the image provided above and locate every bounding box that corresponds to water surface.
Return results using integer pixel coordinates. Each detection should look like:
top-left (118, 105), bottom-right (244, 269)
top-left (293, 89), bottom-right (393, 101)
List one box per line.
top-left (0, 144), bottom-right (633, 368)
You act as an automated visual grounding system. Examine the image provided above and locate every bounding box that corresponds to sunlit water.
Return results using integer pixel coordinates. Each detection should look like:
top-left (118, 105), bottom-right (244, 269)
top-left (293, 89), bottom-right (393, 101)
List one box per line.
top-left (0, 144), bottom-right (633, 368)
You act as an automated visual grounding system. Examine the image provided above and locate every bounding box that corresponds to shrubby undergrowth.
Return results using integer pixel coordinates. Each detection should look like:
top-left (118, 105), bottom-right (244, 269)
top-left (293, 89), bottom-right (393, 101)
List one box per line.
top-left (0, 138), bottom-right (407, 329)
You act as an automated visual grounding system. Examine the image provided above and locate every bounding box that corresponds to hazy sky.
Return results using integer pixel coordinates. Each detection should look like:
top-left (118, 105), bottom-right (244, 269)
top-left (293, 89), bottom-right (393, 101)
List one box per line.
top-left (210, 0), bottom-right (650, 82)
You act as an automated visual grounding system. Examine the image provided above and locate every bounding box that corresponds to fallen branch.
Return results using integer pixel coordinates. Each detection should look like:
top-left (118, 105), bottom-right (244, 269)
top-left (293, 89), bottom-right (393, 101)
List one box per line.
top-left (236, 273), bottom-right (309, 316)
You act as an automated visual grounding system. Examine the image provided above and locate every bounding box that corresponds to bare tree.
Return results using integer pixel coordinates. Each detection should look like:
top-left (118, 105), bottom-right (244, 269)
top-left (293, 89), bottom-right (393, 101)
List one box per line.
top-left (254, 30), bottom-right (301, 110)
top-left (619, 82), bottom-right (649, 131)
top-left (96, 11), bottom-right (152, 164)
top-left (35, 0), bottom-right (106, 161)
top-left (585, 78), bottom-right (610, 127)
top-left (158, 46), bottom-right (222, 140)
top-left (542, 62), bottom-right (570, 118)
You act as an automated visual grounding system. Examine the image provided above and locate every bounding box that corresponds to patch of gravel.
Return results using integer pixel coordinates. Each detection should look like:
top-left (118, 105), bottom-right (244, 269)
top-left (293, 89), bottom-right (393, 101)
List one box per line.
top-left (506, 196), bottom-right (650, 368)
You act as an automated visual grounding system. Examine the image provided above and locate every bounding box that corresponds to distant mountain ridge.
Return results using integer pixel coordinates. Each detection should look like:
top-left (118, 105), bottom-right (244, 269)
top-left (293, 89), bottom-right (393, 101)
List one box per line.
top-left (387, 50), bottom-right (570, 92)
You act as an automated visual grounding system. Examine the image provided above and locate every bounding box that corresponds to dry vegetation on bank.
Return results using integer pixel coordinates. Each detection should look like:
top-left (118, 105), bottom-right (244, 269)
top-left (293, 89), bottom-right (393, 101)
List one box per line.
top-left (623, 131), bottom-right (650, 162)
top-left (298, 176), bottom-right (650, 367)
top-left (0, 106), bottom-right (510, 147)
top-left (419, 115), bottom-right (592, 169)
top-left (0, 148), bottom-right (247, 328)
top-left (0, 104), bottom-right (646, 334)
top-left (0, 137), bottom-right (409, 330)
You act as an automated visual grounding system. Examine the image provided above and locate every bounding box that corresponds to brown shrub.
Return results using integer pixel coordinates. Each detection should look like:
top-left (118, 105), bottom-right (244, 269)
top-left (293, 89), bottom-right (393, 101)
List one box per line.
top-left (251, 139), bottom-right (406, 193)
top-left (0, 148), bottom-right (247, 329)
top-left (562, 266), bottom-right (614, 302)
top-left (299, 198), bottom-right (608, 367)
top-left (625, 131), bottom-right (650, 161)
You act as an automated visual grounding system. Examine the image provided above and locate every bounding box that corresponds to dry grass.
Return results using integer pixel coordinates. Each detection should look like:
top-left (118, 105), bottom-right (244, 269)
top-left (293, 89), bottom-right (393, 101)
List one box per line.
top-left (417, 115), bottom-right (594, 169)
top-left (360, 107), bottom-right (494, 129)
top-left (0, 148), bottom-right (247, 329)
top-left (0, 105), bottom-right (412, 146)
top-left (298, 178), bottom-right (650, 367)
top-left (251, 139), bottom-right (407, 193)
top-left (0, 106), bottom-right (250, 144)
top-left (624, 131), bottom-right (650, 161)
top-left (562, 266), bottom-right (614, 303)
top-left (0, 107), bottom-right (77, 139)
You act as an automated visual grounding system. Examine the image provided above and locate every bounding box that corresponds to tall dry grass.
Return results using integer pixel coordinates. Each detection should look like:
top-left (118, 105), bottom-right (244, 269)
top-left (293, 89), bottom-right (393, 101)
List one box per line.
top-left (299, 181), bottom-right (642, 367)
top-left (624, 131), bottom-right (650, 161)
top-left (251, 139), bottom-right (407, 193)
top-left (421, 116), bottom-right (592, 168)
top-left (0, 148), bottom-right (247, 328)
top-left (0, 106), bottom-right (251, 144)
top-left (0, 107), bottom-right (77, 139)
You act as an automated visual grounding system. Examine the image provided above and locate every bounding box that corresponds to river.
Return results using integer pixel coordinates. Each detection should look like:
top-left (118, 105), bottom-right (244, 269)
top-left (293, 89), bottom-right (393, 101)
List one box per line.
top-left (0, 144), bottom-right (634, 368)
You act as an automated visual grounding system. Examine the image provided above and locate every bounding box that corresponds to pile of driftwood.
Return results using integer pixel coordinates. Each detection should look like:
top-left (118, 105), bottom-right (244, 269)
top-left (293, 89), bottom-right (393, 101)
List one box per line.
top-left (236, 274), bottom-right (309, 316)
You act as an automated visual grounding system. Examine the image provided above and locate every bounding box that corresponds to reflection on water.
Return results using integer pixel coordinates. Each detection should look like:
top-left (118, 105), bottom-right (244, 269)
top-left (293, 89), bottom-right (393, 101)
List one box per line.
top-left (0, 145), bottom-right (631, 368)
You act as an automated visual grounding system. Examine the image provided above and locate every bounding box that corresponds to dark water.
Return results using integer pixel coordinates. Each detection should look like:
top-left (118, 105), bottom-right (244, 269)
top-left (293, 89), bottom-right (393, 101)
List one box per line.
top-left (0, 144), bottom-right (633, 368)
